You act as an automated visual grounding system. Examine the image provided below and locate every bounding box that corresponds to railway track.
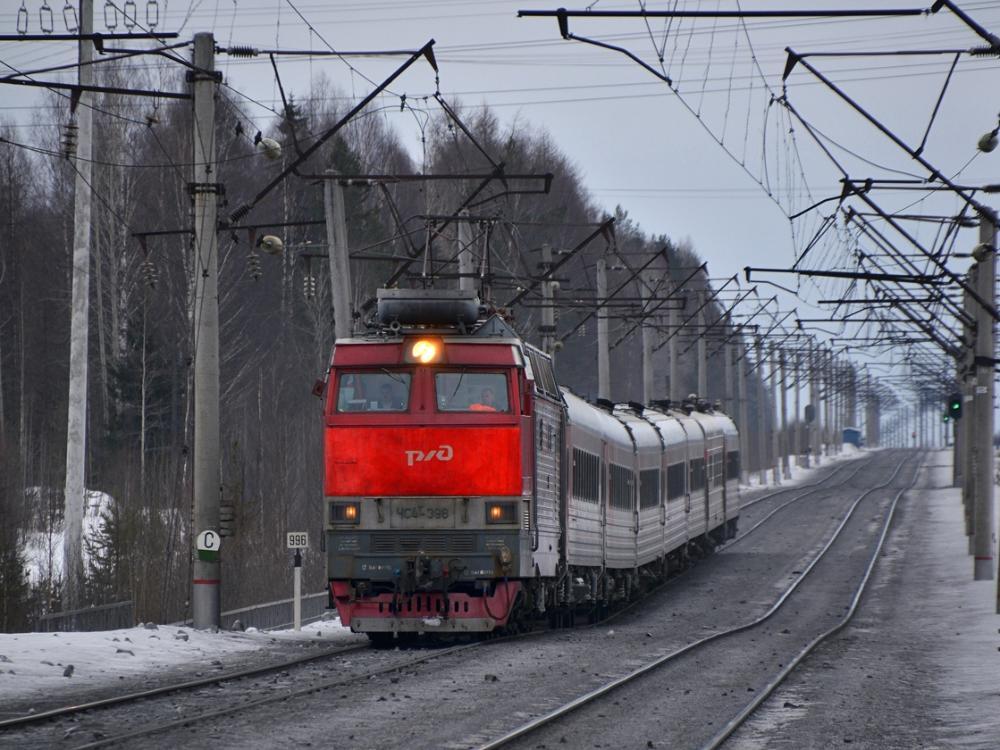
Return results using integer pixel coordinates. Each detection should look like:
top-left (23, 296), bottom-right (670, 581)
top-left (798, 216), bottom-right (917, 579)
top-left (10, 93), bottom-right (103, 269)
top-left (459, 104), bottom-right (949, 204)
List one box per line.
top-left (0, 641), bottom-right (374, 733)
top-left (741, 450), bottom-right (874, 507)
top-left (700, 458), bottom-right (923, 750)
top-left (0, 637), bottom-right (495, 749)
top-left (72, 643), bottom-right (485, 749)
top-left (0, 453), bottom-right (881, 749)
top-left (472, 451), bottom-right (922, 750)
top-left (39, 593), bottom-right (671, 750)
top-left (728, 454), bottom-right (871, 543)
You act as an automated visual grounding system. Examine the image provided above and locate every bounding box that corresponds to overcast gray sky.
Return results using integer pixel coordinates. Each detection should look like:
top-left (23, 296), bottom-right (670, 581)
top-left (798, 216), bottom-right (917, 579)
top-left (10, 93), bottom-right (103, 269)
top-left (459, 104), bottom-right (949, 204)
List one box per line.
top-left (3, 0), bottom-right (999, 385)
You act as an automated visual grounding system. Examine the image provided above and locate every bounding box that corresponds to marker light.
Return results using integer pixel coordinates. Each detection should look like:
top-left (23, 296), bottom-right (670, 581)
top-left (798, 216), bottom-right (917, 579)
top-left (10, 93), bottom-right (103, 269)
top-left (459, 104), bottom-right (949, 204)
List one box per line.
top-left (485, 501), bottom-right (517, 524)
top-left (331, 502), bottom-right (361, 524)
top-left (406, 338), bottom-right (443, 364)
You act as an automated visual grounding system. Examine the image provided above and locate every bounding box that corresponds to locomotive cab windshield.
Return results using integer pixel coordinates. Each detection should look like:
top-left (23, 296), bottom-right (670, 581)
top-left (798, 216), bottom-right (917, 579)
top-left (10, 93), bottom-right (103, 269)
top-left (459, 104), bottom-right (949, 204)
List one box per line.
top-left (336, 370), bottom-right (412, 412)
top-left (435, 370), bottom-right (510, 413)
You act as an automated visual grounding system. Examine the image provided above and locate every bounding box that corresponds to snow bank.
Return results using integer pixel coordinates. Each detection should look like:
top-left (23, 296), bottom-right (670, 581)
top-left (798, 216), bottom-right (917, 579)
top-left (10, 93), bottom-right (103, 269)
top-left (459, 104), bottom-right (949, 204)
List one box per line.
top-left (0, 618), bottom-right (361, 704)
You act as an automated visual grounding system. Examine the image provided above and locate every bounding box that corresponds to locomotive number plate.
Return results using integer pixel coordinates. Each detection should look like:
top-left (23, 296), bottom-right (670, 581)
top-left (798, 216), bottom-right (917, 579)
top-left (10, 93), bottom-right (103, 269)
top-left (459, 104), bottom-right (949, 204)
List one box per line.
top-left (390, 499), bottom-right (456, 529)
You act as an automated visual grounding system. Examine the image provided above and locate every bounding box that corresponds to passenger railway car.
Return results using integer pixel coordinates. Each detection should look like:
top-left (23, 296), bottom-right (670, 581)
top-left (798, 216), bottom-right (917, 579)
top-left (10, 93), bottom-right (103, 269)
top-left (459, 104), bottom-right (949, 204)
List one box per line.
top-left (321, 288), bottom-right (740, 642)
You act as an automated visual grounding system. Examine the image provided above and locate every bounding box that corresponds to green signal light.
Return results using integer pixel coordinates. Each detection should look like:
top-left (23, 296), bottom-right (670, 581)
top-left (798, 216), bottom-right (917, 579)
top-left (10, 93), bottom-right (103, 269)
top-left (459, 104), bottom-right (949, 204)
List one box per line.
top-left (947, 392), bottom-right (963, 420)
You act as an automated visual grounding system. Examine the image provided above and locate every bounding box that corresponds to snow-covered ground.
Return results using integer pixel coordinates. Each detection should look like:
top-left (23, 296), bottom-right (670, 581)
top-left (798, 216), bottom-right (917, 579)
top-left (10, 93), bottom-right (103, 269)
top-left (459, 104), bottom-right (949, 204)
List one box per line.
top-left (0, 617), bottom-right (362, 705)
top-left (910, 454), bottom-right (1000, 746)
top-left (738, 442), bottom-right (866, 494)
top-left (22, 488), bottom-right (112, 588)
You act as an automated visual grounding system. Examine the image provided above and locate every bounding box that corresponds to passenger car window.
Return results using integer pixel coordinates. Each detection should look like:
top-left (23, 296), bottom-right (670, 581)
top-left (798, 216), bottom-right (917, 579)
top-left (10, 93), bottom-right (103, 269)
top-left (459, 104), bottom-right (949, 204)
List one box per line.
top-left (435, 371), bottom-right (510, 412)
top-left (336, 371), bottom-right (411, 412)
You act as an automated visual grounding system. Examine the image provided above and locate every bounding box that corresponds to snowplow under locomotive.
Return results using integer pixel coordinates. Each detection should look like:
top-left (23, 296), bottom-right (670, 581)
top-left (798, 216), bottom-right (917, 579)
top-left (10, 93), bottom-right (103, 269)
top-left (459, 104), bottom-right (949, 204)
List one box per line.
top-left (322, 289), bottom-right (740, 642)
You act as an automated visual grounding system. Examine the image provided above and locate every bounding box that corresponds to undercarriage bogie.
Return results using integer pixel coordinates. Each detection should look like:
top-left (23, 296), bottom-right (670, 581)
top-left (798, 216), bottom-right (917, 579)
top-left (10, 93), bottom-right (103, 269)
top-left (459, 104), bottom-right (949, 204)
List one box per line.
top-left (328, 527), bottom-right (736, 638)
top-left (330, 579), bottom-right (522, 634)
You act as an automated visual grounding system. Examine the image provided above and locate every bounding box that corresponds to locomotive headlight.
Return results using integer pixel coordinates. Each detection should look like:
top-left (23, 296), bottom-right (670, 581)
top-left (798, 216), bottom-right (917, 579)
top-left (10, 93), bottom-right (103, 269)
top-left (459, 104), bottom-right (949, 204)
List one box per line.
top-left (485, 501), bottom-right (517, 524)
top-left (331, 502), bottom-right (361, 524)
top-left (405, 338), bottom-right (443, 364)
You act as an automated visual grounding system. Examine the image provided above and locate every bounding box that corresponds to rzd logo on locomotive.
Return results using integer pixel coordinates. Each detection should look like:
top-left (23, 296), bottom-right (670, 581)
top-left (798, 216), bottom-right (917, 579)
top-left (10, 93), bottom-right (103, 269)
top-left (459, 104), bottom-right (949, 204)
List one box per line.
top-left (404, 445), bottom-right (454, 466)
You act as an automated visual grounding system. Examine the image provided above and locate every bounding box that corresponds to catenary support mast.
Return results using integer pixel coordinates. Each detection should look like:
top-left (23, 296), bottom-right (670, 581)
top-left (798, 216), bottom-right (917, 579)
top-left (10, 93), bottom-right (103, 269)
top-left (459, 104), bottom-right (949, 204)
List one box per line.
top-left (325, 172), bottom-right (354, 340)
top-left (597, 257), bottom-right (610, 400)
top-left (192, 32), bottom-right (221, 629)
top-left (972, 210), bottom-right (995, 583)
top-left (62, 0), bottom-right (94, 611)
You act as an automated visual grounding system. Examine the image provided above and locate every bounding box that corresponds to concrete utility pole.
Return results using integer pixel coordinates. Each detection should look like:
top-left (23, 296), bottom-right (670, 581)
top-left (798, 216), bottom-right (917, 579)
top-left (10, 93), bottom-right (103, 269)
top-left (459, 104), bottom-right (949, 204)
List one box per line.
top-left (806, 340), bottom-right (819, 468)
top-left (62, 0), bottom-right (94, 611)
top-left (779, 347), bottom-right (791, 479)
top-left (540, 244), bottom-right (556, 358)
top-left (668, 284), bottom-right (680, 402)
top-left (953, 355), bottom-right (965, 487)
top-left (457, 209), bottom-right (474, 294)
top-left (756, 337), bottom-right (768, 484)
top-left (724, 336), bottom-right (735, 417)
top-left (697, 290), bottom-right (708, 398)
top-left (962, 278), bottom-right (976, 549)
top-left (737, 340), bottom-right (750, 485)
top-left (324, 171), bottom-right (354, 339)
top-left (192, 32), bottom-right (221, 629)
top-left (823, 348), bottom-right (832, 456)
top-left (596, 257), bottom-right (610, 400)
top-left (793, 350), bottom-right (802, 467)
top-left (832, 357), bottom-right (841, 453)
top-left (972, 210), bottom-right (995, 583)
top-left (852, 366), bottom-right (858, 430)
top-left (872, 385), bottom-right (881, 446)
top-left (810, 341), bottom-right (820, 466)
top-left (873, 377), bottom-right (882, 447)
top-left (640, 270), bottom-right (654, 403)
top-left (769, 345), bottom-right (780, 484)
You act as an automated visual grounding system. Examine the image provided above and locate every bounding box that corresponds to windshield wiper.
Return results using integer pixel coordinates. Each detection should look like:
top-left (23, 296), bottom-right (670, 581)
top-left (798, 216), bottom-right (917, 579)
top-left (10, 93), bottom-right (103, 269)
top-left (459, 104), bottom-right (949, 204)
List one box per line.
top-left (381, 367), bottom-right (408, 385)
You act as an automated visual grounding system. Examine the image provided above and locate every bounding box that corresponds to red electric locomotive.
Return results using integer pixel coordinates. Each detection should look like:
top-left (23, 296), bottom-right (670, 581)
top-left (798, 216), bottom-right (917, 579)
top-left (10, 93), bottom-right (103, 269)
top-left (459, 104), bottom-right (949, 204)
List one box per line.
top-left (322, 287), bottom-right (740, 644)
top-left (322, 288), bottom-right (552, 643)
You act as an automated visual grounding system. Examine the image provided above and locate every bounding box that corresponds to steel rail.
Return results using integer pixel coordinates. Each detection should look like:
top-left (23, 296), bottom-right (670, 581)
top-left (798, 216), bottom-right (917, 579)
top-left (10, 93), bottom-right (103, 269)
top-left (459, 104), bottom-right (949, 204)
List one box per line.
top-left (473, 452), bottom-right (915, 750)
top-left (0, 642), bottom-right (369, 731)
top-left (738, 453), bottom-right (868, 509)
top-left (71, 642), bottom-right (482, 749)
top-left (597, 456), bottom-right (873, 627)
top-left (701, 454), bottom-right (924, 749)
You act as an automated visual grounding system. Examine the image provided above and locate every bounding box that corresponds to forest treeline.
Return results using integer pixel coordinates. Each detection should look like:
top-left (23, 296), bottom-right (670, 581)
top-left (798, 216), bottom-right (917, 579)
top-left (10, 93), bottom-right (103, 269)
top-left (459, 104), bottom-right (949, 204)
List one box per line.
top-left (0, 63), bottom-right (763, 630)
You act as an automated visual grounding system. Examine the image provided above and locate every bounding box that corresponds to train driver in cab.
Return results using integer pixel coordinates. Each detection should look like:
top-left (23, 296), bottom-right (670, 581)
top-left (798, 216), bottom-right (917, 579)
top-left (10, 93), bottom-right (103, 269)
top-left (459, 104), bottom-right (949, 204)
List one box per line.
top-left (469, 386), bottom-right (498, 412)
top-left (375, 382), bottom-right (404, 410)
